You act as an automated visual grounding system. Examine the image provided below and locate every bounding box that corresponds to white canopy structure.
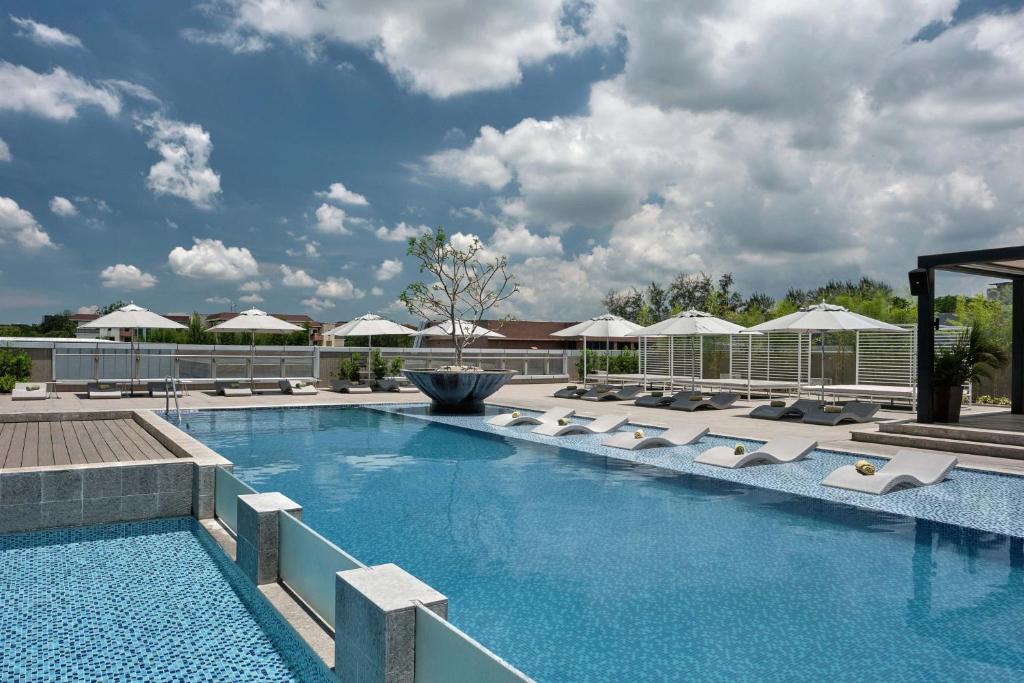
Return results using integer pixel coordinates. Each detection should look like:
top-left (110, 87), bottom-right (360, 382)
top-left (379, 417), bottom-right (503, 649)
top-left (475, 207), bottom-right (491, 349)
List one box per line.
top-left (748, 302), bottom-right (908, 400)
top-left (412, 320), bottom-right (505, 338)
top-left (329, 313), bottom-right (413, 377)
top-left (207, 309), bottom-right (304, 387)
top-left (78, 303), bottom-right (186, 391)
top-left (551, 313), bottom-right (643, 384)
top-left (628, 310), bottom-right (751, 390)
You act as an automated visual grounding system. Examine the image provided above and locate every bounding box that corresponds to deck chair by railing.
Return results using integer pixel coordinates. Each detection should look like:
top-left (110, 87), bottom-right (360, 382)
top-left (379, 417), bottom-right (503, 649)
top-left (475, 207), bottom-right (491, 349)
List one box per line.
top-left (214, 380), bottom-right (252, 397)
top-left (696, 437), bottom-right (818, 469)
top-left (12, 382), bottom-right (47, 401)
top-left (147, 381), bottom-right (183, 398)
top-left (87, 382), bottom-right (122, 399)
top-left (330, 380), bottom-right (373, 394)
top-left (374, 379), bottom-right (419, 393)
top-left (279, 379), bottom-right (318, 395)
top-left (821, 450), bottom-right (957, 495)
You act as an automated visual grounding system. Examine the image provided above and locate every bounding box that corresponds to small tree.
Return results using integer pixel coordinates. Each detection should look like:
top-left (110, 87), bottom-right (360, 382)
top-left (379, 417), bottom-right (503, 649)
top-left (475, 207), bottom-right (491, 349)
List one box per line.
top-left (399, 227), bottom-right (518, 368)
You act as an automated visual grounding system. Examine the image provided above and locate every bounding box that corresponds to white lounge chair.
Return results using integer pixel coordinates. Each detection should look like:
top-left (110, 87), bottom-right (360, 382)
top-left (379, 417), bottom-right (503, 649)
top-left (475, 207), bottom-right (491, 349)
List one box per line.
top-left (12, 382), bottom-right (47, 401)
top-left (87, 382), bottom-right (121, 399)
top-left (147, 381), bottom-right (183, 398)
top-left (532, 414), bottom-right (628, 437)
top-left (821, 450), bottom-right (958, 495)
top-left (603, 425), bottom-right (709, 450)
top-left (214, 381), bottom-right (253, 397)
top-left (488, 407), bottom-right (574, 427)
top-left (279, 379), bottom-right (318, 395)
top-left (695, 437), bottom-right (818, 468)
top-left (330, 380), bottom-right (373, 394)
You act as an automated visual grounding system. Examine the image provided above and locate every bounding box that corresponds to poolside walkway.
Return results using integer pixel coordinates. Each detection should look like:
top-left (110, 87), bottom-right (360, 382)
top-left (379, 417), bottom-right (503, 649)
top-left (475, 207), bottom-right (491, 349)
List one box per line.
top-left (0, 383), bottom-right (1020, 475)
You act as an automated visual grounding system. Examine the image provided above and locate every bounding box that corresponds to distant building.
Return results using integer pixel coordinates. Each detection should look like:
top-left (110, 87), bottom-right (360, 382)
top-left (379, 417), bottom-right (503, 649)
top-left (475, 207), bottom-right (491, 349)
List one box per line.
top-left (987, 281), bottom-right (1012, 304)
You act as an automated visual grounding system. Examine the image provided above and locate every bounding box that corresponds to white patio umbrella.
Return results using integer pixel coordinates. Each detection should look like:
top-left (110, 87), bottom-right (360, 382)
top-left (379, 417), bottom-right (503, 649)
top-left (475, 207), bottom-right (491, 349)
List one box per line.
top-left (411, 320), bottom-right (506, 338)
top-left (551, 313), bottom-right (643, 384)
top-left (207, 308), bottom-right (304, 387)
top-left (628, 310), bottom-right (750, 390)
top-left (329, 313), bottom-right (412, 378)
top-left (748, 302), bottom-right (908, 400)
top-left (78, 303), bottom-right (186, 393)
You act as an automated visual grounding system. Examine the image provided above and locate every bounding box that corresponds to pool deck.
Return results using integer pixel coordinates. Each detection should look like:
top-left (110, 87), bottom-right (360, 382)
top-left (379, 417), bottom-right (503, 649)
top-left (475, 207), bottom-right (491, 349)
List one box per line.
top-left (0, 416), bottom-right (177, 470)
top-left (0, 383), bottom-right (1020, 475)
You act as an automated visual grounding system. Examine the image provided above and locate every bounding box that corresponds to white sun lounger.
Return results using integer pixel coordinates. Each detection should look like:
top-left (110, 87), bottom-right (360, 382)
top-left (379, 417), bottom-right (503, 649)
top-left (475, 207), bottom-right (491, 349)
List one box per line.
top-left (488, 407), bottom-right (575, 427)
top-left (603, 425), bottom-right (710, 450)
top-left (532, 414), bottom-right (628, 437)
top-left (87, 382), bottom-right (121, 399)
top-left (821, 450), bottom-right (958, 495)
top-left (279, 379), bottom-right (318, 395)
top-left (12, 382), bottom-right (47, 401)
top-left (214, 381), bottom-right (253, 397)
top-left (695, 436), bottom-right (818, 468)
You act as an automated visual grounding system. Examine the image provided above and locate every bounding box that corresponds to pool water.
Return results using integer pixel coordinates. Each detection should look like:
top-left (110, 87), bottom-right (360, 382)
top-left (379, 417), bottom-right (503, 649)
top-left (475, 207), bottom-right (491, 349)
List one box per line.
top-left (186, 406), bottom-right (1024, 682)
top-left (0, 517), bottom-right (332, 683)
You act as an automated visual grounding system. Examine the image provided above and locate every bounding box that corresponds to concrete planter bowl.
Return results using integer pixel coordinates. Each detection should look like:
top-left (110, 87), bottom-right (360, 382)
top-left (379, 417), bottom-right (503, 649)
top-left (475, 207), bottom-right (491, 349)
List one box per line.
top-left (402, 369), bottom-right (514, 414)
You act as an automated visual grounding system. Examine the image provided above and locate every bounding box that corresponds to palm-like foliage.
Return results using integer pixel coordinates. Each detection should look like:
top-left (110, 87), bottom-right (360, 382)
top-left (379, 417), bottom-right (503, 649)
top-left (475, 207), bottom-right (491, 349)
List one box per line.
top-left (933, 325), bottom-right (1008, 386)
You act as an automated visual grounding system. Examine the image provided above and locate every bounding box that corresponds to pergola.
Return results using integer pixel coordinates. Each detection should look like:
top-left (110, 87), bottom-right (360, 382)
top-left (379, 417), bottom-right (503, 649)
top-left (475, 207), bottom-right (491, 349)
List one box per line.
top-left (911, 245), bottom-right (1024, 422)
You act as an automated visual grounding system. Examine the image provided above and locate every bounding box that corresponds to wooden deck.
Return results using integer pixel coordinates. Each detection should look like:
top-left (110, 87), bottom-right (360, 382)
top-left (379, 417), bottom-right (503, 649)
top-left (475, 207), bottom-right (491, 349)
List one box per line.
top-left (0, 418), bottom-right (177, 470)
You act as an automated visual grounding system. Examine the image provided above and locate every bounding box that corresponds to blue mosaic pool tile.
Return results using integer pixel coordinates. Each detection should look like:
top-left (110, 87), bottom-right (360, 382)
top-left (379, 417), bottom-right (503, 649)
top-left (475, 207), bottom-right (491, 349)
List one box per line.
top-left (0, 517), bottom-right (334, 683)
top-left (371, 402), bottom-right (1024, 539)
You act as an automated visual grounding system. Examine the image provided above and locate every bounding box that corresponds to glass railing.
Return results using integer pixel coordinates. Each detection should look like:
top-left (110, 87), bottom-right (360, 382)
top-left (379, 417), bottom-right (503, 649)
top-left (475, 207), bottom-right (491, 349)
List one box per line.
top-left (278, 511), bottom-right (365, 629)
top-left (214, 466), bottom-right (257, 533)
top-left (414, 605), bottom-right (531, 682)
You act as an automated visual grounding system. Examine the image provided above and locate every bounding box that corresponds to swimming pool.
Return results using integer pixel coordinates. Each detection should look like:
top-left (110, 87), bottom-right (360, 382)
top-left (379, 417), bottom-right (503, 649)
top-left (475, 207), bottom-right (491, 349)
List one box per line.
top-left (0, 517), bottom-right (332, 683)
top-left (186, 406), bottom-right (1024, 682)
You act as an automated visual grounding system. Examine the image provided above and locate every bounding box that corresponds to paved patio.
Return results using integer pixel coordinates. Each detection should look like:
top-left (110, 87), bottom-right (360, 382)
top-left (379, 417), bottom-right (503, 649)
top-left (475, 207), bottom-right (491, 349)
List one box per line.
top-left (0, 383), bottom-right (1019, 475)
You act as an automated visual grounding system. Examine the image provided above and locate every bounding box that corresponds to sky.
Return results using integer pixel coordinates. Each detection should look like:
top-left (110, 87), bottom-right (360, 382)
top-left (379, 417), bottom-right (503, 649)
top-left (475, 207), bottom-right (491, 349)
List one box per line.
top-left (2, 1), bottom-right (1024, 323)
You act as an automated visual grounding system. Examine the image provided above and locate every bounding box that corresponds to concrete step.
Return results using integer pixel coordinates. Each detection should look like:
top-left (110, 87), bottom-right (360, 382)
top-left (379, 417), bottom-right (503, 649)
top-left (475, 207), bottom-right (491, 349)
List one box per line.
top-left (880, 420), bottom-right (1024, 447)
top-left (853, 430), bottom-right (1024, 460)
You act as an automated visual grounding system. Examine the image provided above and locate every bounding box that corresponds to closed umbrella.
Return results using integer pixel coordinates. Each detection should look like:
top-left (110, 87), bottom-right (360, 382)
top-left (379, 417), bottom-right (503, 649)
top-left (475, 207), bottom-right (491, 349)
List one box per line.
top-left (207, 309), bottom-right (303, 388)
top-left (748, 302), bottom-right (908, 401)
top-left (329, 313), bottom-right (412, 379)
top-left (628, 310), bottom-right (749, 389)
top-left (551, 313), bottom-right (643, 384)
top-left (79, 303), bottom-right (186, 393)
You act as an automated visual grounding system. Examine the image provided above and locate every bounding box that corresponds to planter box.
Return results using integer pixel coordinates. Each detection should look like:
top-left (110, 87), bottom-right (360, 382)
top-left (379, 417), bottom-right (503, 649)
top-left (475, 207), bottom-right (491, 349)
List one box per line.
top-left (933, 386), bottom-right (963, 424)
top-left (403, 369), bottom-right (514, 414)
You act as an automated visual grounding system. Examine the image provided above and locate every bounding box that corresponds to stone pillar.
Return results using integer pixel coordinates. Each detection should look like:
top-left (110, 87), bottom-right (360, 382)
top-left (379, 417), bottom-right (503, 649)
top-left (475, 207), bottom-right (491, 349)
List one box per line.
top-left (190, 462), bottom-right (217, 519)
top-left (335, 563), bottom-right (448, 683)
top-left (236, 492), bottom-right (302, 585)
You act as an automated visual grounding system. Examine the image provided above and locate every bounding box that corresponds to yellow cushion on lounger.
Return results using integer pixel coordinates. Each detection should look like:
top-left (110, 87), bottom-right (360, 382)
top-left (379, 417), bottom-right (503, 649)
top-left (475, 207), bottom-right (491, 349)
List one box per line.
top-left (855, 460), bottom-right (876, 475)
top-left (634, 430), bottom-right (644, 439)
top-left (734, 444), bottom-right (746, 455)
top-left (770, 400), bottom-right (786, 408)
top-left (824, 405), bottom-right (842, 414)
top-left (690, 394), bottom-right (703, 401)
top-left (99, 384), bottom-right (110, 390)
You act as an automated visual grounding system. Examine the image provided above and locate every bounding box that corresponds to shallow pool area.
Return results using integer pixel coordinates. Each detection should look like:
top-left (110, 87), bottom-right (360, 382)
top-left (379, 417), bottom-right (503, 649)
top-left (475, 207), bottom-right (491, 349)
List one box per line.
top-left (0, 517), bottom-right (332, 683)
top-left (185, 405), bottom-right (1024, 682)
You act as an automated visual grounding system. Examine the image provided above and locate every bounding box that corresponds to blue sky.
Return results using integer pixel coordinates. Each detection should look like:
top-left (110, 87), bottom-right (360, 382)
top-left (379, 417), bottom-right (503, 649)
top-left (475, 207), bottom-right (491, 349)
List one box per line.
top-left (2, 1), bottom-right (1023, 322)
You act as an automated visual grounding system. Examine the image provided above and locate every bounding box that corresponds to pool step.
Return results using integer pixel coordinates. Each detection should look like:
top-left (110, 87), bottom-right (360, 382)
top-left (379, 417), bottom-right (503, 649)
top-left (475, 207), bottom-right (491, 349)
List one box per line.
top-left (853, 425), bottom-right (1024, 460)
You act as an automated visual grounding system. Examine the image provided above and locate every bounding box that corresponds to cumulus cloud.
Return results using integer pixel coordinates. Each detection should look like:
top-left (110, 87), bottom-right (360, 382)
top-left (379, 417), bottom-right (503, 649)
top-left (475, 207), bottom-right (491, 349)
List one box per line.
top-left (99, 264), bottom-right (157, 290)
top-left (375, 221), bottom-right (431, 242)
top-left (280, 265), bottom-right (319, 287)
top-left (49, 196), bottom-right (77, 217)
top-left (423, 5), bottom-right (1024, 313)
top-left (239, 293), bottom-right (264, 303)
top-left (0, 197), bottom-right (54, 249)
top-left (316, 182), bottom-right (369, 206)
top-left (168, 238), bottom-right (258, 280)
top-left (100, 79), bottom-right (162, 105)
top-left (205, 296), bottom-right (232, 305)
top-left (239, 279), bottom-right (271, 292)
top-left (0, 138), bottom-right (10, 162)
top-left (185, 0), bottom-right (585, 97)
top-left (136, 114), bottom-right (222, 209)
top-left (77, 305), bottom-right (99, 314)
top-left (287, 239), bottom-right (320, 258)
top-left (370, 286), bottom-right (384, 296)
top-left (314, 203), bottom-right (349, 234)
top-left (375, 258), bottom-right (403, 281)
top-left (10, 16), bottom-right (84, 49)
top-left (316, 276), bottom-right (365, 299)
top-left (301, 296), bottom-right (335, 312)
top-left (0, 62), bottom-right (120, 121)
top-left (182, 27), bottom-right (269, 53)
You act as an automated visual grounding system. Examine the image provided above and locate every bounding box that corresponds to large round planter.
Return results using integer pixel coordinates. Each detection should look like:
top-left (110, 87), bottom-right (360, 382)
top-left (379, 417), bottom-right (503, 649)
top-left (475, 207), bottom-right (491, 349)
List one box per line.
top-left (403, 369), bottom-right (514, 414)
top-left (933, 385), bottom-right (963, 423)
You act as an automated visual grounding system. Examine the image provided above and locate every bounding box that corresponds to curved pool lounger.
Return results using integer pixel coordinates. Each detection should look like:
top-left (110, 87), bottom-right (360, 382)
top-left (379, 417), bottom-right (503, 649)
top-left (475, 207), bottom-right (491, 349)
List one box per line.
top-left (12, 382), bottom-right (47, 401)
top-left (87, 382), bottom-right (122, 399)
top-left (821, 450), bottom-right (958, 495)
top-left (532, 414), bottom-right (629, 437)
top-left (582, 385), bottom-right (644, 402)
top-left (330, 380), bottom-right (373, 394)
top-left (488, 407), bottom-right (575, 427)
top-left (802, 401), bottom-right (880, 426)
top-left (214, 381), bottom-right (253, 397)
top-left (553, 385), bottom-right (588, 399)
top-left (669, 393), bottom-right (739, 412)
top-left (279, 379), bottom-right (318, 395)
top-left (748, 399), bottom-right (822, 421)
top-left (695, 436), bottom-right (818, 469)
top-left (604, 425), bottom-right (710, 450)
top-left (634, 392), bottom-right (684, 409)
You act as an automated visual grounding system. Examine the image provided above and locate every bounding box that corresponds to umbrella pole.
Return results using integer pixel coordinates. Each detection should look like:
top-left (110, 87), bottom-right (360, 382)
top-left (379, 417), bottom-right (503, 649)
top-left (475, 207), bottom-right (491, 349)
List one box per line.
top-left (820, 331), bottom-right (826, 403)
top-left (747, 336), bottom-right (752, 400)
top-left (368, 335), bottom-right (373, 384)
top-left (606, 338), bottom-right (610, 384)
top-left (250, 331), bottom-right (255, 391)
top-left (583, 335), bottom-right (587, 386)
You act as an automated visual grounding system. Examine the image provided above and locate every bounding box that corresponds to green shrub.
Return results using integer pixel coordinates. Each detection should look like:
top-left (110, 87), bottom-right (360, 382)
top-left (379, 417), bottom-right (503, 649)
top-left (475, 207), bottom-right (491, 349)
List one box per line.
top-left (576, 348), bottom-right (639, 377)
top-left (0, 349), bottom-right (31, 381)
top-left (371, 349), bottom-right (389, 379)
top-left (977, 394), bottom-right (1011, 406)
top-left (388, 356), bottom-right (404, 377)
top-left (336, 354), bottom-right (362, 382)
top-left (0, 375), bottom-right (15, 393)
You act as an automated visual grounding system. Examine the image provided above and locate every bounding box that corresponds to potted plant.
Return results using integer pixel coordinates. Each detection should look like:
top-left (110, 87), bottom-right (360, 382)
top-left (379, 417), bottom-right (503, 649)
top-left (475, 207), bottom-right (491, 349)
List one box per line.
top-left (399, 227), bottom-right (518, 413)
top-left (932, 326), bottom-right (1007, 423)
